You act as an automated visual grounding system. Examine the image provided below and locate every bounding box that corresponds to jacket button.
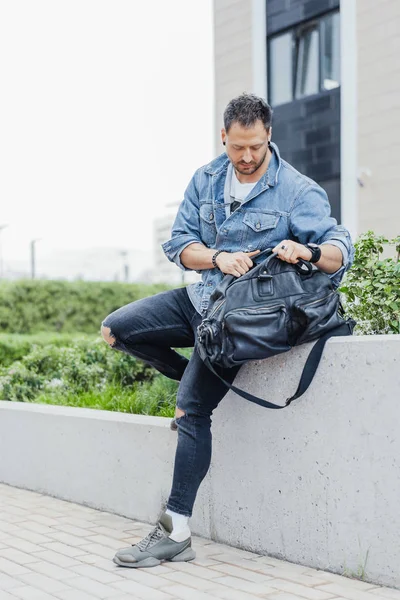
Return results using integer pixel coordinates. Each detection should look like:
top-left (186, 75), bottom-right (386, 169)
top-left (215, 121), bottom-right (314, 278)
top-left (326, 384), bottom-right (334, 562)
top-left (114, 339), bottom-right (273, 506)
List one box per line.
top-left (256, 222), bottom-right (261, 229)
top-left (209, 213), bottom-right (214, 221)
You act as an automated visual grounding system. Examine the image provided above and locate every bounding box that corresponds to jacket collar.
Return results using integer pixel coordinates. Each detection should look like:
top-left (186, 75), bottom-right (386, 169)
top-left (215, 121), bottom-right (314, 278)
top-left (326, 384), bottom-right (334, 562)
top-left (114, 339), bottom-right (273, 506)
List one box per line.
top-left (204, 142), bottom-right (282, 187)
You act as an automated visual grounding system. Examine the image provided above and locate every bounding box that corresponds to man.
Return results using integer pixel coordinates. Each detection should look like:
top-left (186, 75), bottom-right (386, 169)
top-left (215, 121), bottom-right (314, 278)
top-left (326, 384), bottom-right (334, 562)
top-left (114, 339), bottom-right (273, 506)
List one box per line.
top-left (101, 93), bottom-right (353, 568)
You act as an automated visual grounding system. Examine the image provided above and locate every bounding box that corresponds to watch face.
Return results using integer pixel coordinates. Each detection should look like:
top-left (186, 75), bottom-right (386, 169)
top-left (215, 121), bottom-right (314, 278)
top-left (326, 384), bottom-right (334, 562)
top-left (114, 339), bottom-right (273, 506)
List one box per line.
top-left (308, 243), bottom-right (318, 248)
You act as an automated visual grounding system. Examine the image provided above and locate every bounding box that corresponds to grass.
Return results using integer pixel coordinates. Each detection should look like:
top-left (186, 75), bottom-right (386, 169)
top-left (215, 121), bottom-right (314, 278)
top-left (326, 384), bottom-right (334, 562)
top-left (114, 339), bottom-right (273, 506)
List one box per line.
top-left (33, 377), bottom-right (178, 417)
top-left (0, 332), bottom-right (187, 417)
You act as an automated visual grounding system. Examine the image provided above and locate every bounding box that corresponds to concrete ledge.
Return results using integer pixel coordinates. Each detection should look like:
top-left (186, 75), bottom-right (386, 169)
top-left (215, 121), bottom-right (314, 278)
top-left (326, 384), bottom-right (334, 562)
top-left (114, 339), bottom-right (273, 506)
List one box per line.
top-left (1, 335), bottom-right (399, 589)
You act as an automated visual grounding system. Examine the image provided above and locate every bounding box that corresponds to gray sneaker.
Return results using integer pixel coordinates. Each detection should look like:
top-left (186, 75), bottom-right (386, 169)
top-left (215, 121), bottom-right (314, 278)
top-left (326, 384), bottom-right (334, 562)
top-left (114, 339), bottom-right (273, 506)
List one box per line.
top-left (113, 512), bottom-right (195, 568)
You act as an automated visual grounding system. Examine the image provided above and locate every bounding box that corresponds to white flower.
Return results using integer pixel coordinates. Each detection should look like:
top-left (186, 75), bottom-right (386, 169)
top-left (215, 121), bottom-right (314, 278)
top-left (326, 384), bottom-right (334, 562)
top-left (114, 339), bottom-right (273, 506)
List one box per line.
top-left (47, 378), bottom-right (64, 388)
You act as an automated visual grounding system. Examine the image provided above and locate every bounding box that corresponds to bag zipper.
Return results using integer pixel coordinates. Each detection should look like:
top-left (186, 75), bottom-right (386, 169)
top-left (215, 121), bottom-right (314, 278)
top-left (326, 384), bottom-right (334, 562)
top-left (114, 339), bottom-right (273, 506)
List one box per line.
top-left (225, 303), bottom-right (285, 317)
top-left (298, 291), bottom-right (335, 309)
top-left (208, 299), bottom-right (226, 318)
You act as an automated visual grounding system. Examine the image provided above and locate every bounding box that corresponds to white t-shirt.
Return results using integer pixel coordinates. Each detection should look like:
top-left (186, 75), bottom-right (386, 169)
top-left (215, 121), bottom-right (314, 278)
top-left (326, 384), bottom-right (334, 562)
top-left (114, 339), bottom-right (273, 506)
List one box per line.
top-left (225, 166), bottom-right (258, 219)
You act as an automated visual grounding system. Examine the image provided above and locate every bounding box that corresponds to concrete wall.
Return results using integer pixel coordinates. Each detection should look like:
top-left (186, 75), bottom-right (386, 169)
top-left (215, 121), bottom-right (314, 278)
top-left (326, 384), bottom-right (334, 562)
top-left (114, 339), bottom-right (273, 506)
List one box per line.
top-left (357, 0), bottom-right (400, 238)
top-left (1, 335), bottom-right (400, 589)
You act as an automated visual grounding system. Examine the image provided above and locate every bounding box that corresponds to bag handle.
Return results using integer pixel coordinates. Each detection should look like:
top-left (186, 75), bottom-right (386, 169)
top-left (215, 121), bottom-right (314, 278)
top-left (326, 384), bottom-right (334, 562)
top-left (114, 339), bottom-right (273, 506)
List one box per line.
top-left (251, 248), bottom-right (313, 276)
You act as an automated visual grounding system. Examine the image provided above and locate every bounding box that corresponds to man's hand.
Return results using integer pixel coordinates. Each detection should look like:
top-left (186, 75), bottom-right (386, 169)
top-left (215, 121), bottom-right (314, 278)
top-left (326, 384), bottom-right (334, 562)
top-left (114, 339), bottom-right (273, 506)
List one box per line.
top-left (216, 250), bottom-right (260, 277)
top-left (272, 240), bottom-right (312, 264)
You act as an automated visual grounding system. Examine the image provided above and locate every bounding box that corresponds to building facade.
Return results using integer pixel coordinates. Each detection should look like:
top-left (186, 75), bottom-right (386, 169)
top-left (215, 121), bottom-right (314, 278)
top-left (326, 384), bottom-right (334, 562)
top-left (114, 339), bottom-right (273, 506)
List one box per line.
top-left (213, 0), bottom-right (400, 239)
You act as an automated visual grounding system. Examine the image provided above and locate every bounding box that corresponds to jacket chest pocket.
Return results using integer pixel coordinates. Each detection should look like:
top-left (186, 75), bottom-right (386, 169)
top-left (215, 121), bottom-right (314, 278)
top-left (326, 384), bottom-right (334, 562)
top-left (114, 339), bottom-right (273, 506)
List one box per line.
top-left (241, 211), bottom-right (280, 250)
top-left (199, 203), bottom-right (217, 247)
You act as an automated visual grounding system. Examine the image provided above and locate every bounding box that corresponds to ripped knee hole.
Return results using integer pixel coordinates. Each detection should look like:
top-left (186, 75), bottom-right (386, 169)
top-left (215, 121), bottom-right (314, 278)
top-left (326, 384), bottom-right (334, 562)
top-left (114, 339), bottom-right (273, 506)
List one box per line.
top-left (101, 325), bottom-right (117, 347)
top-left (175, 407), bottom-right (186, 419)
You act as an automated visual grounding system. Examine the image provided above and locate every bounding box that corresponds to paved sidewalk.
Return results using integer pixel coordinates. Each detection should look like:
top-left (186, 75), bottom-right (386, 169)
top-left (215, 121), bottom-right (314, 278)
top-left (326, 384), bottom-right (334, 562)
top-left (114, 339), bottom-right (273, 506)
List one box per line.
top-left (0, 484), bottom-right (397, 600)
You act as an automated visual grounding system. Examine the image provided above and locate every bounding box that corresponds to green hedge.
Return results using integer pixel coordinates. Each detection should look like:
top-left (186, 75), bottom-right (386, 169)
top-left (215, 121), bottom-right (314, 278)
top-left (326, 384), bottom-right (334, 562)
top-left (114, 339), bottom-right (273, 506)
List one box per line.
top-left (0, 333), bottom-right (94, 368)
top-left (0, 279), bottom-right (172, 334)
top-left (0, 333), bottom-right (191, 416)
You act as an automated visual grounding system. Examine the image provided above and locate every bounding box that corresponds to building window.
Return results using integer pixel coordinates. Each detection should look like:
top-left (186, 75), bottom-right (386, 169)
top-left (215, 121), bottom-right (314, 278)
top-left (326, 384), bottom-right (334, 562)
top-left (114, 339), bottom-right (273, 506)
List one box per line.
top-left (295, 23), bottom-right (319, 99)
top-left (268, 10), bottom-right (340, 106)
top-left (269, 32), bottom-right (293, 107)
top-left (320, 12), bottom-right (340, 91)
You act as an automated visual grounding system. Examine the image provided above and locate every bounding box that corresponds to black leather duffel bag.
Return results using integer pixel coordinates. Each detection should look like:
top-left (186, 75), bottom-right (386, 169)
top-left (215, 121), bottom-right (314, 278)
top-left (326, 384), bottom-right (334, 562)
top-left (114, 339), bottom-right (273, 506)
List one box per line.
top-left (196, 248), bottom-right (355, 409)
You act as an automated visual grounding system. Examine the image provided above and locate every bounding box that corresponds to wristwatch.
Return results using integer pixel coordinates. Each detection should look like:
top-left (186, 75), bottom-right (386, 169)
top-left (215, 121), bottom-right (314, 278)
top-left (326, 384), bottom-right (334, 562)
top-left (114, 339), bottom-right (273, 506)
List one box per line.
top-left (304, 243), bottom-right (322, 263)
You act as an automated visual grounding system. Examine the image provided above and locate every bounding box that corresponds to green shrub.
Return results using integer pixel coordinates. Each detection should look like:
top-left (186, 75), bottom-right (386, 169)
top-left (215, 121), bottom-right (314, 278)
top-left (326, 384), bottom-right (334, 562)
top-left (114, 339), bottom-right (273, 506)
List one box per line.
top-left (0, 333), bottom-right (94, 367)
top-left (340, 231), bottom-right (400, 335)
top-left (0, 333), bottom-right (191, 416)
top-left (0, 280), bottom-right (172, 334)
top-left (0, 337), bottom-right (155, 402)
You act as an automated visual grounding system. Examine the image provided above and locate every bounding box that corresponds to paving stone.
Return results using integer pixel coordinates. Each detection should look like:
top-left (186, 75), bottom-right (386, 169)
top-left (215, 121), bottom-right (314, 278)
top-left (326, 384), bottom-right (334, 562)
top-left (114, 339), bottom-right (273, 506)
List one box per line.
top-left (160, 570), bottom-right (219, 591)
top-left (14, 522), bottom-right (55, 536)
top-left (28, 515), bottom-right (61, 527)
top-left (209, 574), bottom-right (276, 595)
top-left (0, 591), bottom-right (18, 599)
top-left (0, 512), bottom-right (28, 524)
top-left (68, 563), bottom-right (124, 584)
top-left (15, 572), bottom-right (70, 593)
top-left (0, 572), bottom-right (23, 591)
top-left (41, 541), bottom-right (89, 558)
top-left (107, 596), bottom-right (150, 600)
top-left (111, 578), bottom-right (176, 599)
top-left (51, 524), bottom-right (98, 537)
top-left (5, 529), bottom-right (52, 545)
top-left (57, 517), bottom-right (100, 529)
top-left (0, 538), bottom-right (43, 554)
top-left (24, 560), bottom-right (78, 580)
top-left (0, 549), bottom-right (38, 566)
top-left (87, 526), bottom-right (138, 540)
top-left (370, 588), bottom-right (400, 599)
top-left (59, 575), bottom-right (123, 598)
top-left (159, 584), bottom-right (223, 599)
top-left (207, 587), bottom-right (273, 600)
top-left (0, 557), bottom-right (32, 576)
top-left (0, 523), bottom-right (20, 535)
top-left (163, 562), bottom-right (224, 581)
top-left (267, 578), bottom-right (335, 599)
top-left (76, 556), bottom-right (118, 571)
top-left (7, 587), bottom-right (63, 600)
top-left (27, 550), bottom-right (81, 568)
top-left (110, 566), bottom-right (174, 589)
top-left (54, 591), bottom-right (99, 600)
top-left (191, 557), bottom-right (224, 568)
top-left (46, 531), bottom-right (100, 547)
top-left (208, 562), bottom-right (273, 582)
top-left (317, 583), bottom-right (394, 600)
top-left (82, 534), bottom-right (127, 550)
top-left (268, 595), bottom-right (318, 600)
top-left (78, 543), bottom-right (115, 559)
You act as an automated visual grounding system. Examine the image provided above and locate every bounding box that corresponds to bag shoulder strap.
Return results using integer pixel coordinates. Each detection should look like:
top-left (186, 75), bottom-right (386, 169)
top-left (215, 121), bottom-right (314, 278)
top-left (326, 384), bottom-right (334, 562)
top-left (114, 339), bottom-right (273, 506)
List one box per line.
top-left (201, 323), bottom-right (352, 409)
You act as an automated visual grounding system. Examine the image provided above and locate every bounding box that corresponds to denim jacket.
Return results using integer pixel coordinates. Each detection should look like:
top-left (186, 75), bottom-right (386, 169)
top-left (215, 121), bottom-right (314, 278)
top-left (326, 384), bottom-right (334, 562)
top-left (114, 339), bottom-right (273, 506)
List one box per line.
top-left (162, 143), bottom-right (354, 316)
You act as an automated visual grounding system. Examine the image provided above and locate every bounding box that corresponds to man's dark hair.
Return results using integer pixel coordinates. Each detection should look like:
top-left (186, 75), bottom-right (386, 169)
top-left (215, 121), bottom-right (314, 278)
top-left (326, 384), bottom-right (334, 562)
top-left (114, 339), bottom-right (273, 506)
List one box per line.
top-left (223, 93), bottom-right (272, 132)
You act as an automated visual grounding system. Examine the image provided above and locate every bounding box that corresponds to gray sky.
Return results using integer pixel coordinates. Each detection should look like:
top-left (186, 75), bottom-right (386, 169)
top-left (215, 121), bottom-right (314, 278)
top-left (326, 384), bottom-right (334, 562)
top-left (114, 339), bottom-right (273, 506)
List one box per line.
top-left (0, 0), bottom-right (214, 279)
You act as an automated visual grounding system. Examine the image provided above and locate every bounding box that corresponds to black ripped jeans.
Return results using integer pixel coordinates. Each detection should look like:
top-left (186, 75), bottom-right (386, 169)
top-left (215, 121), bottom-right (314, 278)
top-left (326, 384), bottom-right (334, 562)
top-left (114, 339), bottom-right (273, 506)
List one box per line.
top-left (101, 287), bottom-right (240, 517)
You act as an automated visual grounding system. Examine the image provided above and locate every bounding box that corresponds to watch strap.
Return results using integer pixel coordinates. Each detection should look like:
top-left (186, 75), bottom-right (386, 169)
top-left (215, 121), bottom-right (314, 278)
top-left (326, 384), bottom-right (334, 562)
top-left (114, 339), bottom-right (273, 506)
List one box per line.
top-left (305, 243), bottom-right (322, 263)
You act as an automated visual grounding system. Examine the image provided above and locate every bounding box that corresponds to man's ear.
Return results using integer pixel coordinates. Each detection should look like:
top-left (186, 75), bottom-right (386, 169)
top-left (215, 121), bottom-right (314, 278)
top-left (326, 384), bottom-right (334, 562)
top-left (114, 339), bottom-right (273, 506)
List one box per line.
top-left (221, 128), bottom-right (226, 147)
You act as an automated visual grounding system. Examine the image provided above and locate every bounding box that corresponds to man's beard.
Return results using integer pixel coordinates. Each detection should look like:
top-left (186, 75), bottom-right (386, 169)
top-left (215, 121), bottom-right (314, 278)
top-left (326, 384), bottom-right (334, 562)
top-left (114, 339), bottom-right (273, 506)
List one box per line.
top-left (233, 147), bottom-right (269, 176)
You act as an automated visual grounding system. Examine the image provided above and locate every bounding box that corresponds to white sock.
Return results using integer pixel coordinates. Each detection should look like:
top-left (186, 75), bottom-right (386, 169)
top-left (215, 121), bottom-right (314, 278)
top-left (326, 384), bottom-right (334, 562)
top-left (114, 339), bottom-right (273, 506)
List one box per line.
top-left (165, 509), bottom-right (191, 542)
